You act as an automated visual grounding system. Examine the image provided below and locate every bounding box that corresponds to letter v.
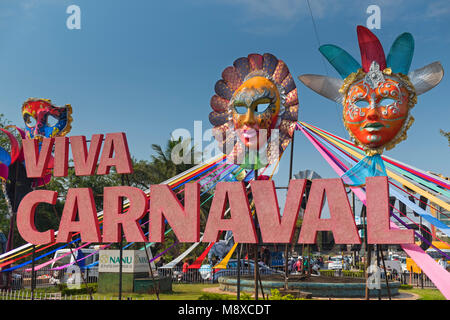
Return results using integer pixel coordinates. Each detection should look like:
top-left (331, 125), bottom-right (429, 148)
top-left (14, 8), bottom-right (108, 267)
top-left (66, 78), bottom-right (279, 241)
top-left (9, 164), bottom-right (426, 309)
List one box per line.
top-left (70, 134), bottom-right (103, 176)
top-left (22, 138), bottom-right (53, 178)
top-left (251, 179), bottom-right (306, 243)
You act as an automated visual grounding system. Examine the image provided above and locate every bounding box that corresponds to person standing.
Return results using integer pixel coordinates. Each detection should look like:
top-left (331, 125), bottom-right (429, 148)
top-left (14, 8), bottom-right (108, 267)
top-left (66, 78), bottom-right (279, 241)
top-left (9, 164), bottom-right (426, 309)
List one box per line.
top-left (182, 259), bottom-right (189, 282)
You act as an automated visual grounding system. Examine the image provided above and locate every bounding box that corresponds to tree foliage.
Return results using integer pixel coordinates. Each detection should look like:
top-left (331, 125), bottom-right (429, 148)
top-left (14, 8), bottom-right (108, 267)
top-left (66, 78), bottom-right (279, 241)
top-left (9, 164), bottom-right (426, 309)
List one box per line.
top-left (440, 129), bottom-right (450, 147)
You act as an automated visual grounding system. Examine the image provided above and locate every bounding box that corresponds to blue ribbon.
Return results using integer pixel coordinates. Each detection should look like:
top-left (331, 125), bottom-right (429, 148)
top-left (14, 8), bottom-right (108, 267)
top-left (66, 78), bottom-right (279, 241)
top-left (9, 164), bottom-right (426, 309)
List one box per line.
top-left (341, 154), bottom-right (387, 186)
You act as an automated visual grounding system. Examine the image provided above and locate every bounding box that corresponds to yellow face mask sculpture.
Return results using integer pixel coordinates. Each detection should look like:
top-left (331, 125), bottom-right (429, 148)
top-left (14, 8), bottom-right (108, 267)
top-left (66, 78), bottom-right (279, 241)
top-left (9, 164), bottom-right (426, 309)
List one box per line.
top-left (209, 53), bottom-right (298, 169)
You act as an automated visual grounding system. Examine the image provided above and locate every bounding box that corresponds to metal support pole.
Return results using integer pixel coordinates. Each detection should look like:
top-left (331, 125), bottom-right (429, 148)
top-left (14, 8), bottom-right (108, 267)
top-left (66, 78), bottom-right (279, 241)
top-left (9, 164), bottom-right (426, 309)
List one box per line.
top-left (254, 244), bottom-right (259, 300)
top-left (379, 248), bottom-right (391, 300)
top-left (254, 169), bottom-right (259, 300)
top-left (118, 175), bottom-right (125, 300)
top-left (236, 243), bottom-right (241, 300)
top-left (31, 245), bottom-right (36, 300)
top-left (365, 244), bottom-right (371, 300)
top-left (284, 133), bottom-right (295, 289)
top-left (143, 244), bottom-right (160, 300)
top-left (118, 234), bottom-right (123, 300)
top-left (362, 205), bottom-right (371, 300)
top-left (284, 244), bottom-right (289, 290)
top-left (376, 245), bottom-right (381, 300)
top-left (258, 268), bottom-right (265, 300)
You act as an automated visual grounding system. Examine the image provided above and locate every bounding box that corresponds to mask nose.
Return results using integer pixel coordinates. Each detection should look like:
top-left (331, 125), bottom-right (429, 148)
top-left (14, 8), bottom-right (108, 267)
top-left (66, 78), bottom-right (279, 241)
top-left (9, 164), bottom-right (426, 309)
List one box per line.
top-left (31, 123), bottom-right (40, 137)
top-left (243, 109), bottom-right (256, 126)
top-left (366, 107), bottom-right (381, 121)
top-left (33, 116), bottom-right (46, 138)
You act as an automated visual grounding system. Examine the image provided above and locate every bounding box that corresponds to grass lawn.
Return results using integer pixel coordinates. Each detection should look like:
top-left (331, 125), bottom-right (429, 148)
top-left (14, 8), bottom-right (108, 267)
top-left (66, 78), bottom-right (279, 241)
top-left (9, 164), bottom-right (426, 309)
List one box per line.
top-left (91, 283), bottom-right (224, 300)
top-left (10, 283), bottom-right (447, 300)
top-left (399, 287), bottom-right (446, 300)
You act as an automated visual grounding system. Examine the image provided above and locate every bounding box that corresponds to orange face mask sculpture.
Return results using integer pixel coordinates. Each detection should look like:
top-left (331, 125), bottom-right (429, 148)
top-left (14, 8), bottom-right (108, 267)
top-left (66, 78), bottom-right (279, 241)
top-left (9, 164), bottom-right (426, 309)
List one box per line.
top-left (209, 53), bottom-right (298, 169)
top-left (299, 26), bottom-right (443, 185)
top-left (341, 64), bottom-right (417, 155)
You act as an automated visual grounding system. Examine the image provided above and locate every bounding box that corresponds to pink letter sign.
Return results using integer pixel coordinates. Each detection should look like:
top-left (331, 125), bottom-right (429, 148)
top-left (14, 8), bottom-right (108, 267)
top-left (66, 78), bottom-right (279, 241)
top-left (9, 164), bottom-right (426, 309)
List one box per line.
top-left (298, 178), bottom-right (361, 244)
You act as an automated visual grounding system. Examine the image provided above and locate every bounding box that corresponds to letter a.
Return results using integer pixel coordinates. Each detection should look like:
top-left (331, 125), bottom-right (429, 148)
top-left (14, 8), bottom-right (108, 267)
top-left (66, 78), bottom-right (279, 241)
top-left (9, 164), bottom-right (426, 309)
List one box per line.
top-left (56, 188), bottom-right (101, 243)
top-left (366, 5), bottom-right (381, 30)
top-left (70, 134), bottom-right (103, 176)
top-left (203, 182), bottom-right (257, 243)
top-left (251, 179), bottom-right (306, 243)
top-left (298, 179), bottom-right (360, 244)
top-left (103, 186), bottom-right (148, 242)
top-left (97, 132), bottom-right (133, 175)
top-left (66, 5), bottom-right (81, 30)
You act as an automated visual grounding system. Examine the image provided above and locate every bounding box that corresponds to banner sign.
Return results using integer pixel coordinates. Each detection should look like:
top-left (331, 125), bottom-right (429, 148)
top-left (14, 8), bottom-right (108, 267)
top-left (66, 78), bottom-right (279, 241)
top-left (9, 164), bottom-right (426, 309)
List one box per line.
top-left (16, 133), bottom-right (414, 246)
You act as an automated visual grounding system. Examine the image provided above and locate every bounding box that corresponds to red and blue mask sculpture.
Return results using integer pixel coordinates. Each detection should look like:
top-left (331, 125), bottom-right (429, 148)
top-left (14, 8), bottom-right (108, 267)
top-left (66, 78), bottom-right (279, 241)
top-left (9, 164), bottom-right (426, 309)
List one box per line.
top-left (298, 26), bottom-right (444, 186)
top-left (22, 98), bottom-right (72, 141)
top-left (21, 98), bottom-right (73, 186)
top-left (209, 53), bottom-right (298, 169)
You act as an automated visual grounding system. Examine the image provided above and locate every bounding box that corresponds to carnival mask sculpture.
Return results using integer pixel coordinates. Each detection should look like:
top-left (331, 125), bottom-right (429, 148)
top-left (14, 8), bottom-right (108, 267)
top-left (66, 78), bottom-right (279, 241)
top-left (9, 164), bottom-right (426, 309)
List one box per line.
top-left (22, 98), bottom-right (73, 141)
top-left (21, 98), bottom-right (73, 186)
top-left (298, 26), bottom-right (443, 185)
top-left (209, 53), bottom-right (298, 169)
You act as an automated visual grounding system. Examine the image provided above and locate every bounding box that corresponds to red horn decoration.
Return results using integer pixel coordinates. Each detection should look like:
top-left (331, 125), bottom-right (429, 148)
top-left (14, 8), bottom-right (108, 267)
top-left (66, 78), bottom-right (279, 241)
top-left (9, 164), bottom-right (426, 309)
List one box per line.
top-left (357, 25), bottom-right (386, 72)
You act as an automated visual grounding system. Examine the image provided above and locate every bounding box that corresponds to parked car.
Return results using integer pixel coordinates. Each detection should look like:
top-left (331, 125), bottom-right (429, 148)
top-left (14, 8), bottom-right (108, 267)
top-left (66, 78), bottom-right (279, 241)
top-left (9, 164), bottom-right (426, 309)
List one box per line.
top-left (50, 248), bottom-right (99, 284)
top-left (327, 256), bottom-right (343, 270)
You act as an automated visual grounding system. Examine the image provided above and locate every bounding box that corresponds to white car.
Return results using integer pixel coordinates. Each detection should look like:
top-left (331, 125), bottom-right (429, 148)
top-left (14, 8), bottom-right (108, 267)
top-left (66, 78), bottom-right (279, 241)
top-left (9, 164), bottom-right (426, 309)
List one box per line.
top-left (327, 256), bottom-right (343, 270)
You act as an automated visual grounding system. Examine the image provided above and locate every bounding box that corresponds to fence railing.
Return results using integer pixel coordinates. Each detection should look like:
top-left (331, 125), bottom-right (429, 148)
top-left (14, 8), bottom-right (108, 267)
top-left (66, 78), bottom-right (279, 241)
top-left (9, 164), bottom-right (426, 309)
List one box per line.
top-left (1, 266), bottom-right (99, 290)
top-left (400, 272), bottom-right (437, 289)
top-left (0, 290), bottom-right (156, 300)
top-left (1, 264), bottom-right (438, 292)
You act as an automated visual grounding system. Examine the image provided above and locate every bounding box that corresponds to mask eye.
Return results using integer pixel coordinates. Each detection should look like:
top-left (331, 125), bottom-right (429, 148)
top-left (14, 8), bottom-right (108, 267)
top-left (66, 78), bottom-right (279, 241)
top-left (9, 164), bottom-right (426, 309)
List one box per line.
top-left (378, 98), bottom-right (396, 107)
top-left (234, 105), bottom-right (248, 115)
top-left (255, 102), bottom-right (271, 114)
top-left (47, 115), bottom-right (59, 127)
top-left (23, 114), bottom-right (36, 128)
top-left (354, 100), bottom-right (369, 108)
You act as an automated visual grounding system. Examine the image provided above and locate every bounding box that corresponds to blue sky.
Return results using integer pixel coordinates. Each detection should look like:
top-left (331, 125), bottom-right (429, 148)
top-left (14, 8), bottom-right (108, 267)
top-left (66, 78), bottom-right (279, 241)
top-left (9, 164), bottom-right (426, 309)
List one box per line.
top-left (0, 0), bottom-right (448, 195)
